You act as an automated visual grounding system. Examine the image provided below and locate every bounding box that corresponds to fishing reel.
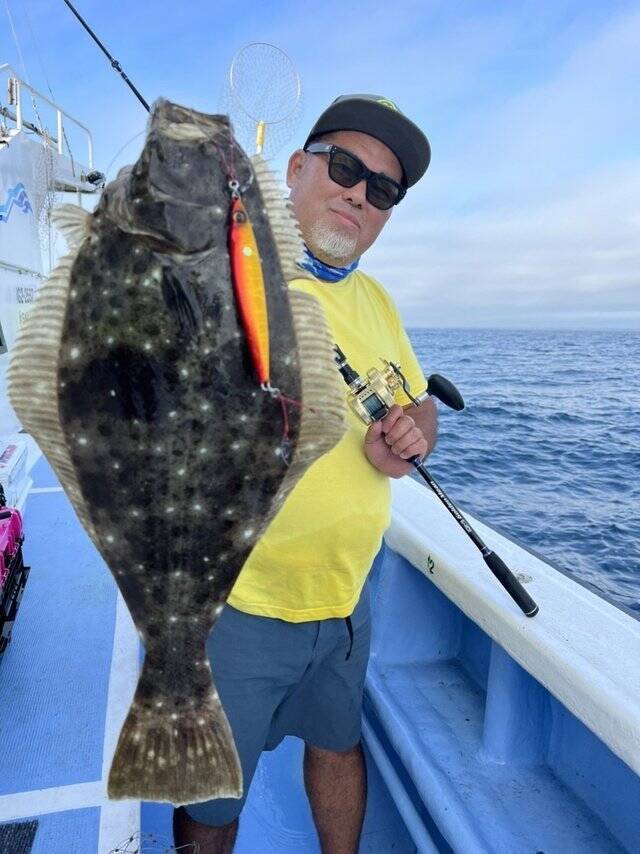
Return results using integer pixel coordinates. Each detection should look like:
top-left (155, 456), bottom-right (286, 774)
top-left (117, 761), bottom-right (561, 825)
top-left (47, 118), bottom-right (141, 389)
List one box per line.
top-left (333, 345), bottom-right (464, 425)
top-left (332, 345), bottom-right (539, 618)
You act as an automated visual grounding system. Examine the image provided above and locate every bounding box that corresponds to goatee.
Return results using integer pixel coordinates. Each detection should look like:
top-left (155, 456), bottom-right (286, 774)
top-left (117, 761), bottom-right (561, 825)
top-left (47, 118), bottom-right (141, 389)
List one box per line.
top-left (307, 222), bottom-right (358, 265)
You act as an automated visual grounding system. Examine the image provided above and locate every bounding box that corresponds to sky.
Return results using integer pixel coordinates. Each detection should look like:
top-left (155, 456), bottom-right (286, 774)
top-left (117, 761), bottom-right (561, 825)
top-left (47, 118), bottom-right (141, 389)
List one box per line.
top-left (1, 0), bottom-right (638, 329)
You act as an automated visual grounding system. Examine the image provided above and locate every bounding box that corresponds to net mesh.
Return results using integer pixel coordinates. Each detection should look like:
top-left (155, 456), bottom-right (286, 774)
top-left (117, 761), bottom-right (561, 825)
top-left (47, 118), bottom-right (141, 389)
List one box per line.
top-left (221, 43), bottom-right (302, 159)
top-left (31, 135), bottom-right (61, 270)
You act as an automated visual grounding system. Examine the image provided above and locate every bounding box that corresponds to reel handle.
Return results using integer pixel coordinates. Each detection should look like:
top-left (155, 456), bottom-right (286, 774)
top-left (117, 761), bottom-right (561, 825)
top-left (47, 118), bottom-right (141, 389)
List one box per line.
top-left (426, 373), bottom-right (465, 411)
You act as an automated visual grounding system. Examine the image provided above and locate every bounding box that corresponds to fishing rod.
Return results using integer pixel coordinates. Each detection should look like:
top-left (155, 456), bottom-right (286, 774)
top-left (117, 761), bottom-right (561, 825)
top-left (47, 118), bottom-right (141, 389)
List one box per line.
top-left (61, 0), bottom-right (150, 112)
top-left (334, 346), bottom-right (539, 618)
top-left (59, 0), bottom-right (538, 619)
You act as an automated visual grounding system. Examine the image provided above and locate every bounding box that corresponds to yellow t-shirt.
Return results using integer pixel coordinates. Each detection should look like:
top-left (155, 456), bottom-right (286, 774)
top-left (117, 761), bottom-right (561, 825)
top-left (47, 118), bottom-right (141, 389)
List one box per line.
top-left (227, 269), bottom-right (427, 622)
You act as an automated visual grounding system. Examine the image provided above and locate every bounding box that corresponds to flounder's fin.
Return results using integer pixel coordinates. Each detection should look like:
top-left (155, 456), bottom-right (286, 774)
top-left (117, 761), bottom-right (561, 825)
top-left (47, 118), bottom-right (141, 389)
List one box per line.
top-left (282, 289), bottom-right (347, 484)
top-left (251, 155), bottom-right (314, 282)
top-left (7, 212), bottom-right (97, 545)
top-left (251, 156), bottom-right (347, 500)
top-left (107, 656), bottom-right (242, 804)
top-left (51, 203), bottom-right (91, 249)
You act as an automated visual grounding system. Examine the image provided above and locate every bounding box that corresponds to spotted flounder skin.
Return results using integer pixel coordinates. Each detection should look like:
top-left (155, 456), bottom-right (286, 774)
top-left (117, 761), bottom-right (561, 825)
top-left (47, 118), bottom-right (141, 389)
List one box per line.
top-left (61, 109), bottom-right (300, 639)
top-left (18, 100), bottom-right (345, 804)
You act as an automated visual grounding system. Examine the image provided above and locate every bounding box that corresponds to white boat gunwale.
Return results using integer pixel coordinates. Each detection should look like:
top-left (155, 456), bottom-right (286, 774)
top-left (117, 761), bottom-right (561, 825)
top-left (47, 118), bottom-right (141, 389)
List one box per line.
top-left (387, 476), bottom-right (640, 778)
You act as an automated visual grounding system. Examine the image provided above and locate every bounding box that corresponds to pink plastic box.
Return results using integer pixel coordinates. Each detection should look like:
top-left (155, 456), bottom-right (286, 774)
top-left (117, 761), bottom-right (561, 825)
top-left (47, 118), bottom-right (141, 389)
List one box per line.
top-left (0, 505), bottom-right (23, 588)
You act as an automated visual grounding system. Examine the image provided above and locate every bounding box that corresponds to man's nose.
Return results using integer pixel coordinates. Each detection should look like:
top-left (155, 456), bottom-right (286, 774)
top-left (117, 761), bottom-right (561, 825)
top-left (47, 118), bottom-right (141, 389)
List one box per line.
top-left (343, 179), bottom-right (367, 208)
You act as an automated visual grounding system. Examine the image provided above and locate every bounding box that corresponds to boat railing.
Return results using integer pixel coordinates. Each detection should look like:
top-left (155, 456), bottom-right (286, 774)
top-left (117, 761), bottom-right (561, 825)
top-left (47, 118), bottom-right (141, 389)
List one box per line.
top-left (0, 63), bottom-right (94, 171)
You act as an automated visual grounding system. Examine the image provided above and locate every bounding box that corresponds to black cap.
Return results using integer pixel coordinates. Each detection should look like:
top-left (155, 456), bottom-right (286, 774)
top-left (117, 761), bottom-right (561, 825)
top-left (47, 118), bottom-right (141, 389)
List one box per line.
top-left (304, 94), bottom-right (431, 187)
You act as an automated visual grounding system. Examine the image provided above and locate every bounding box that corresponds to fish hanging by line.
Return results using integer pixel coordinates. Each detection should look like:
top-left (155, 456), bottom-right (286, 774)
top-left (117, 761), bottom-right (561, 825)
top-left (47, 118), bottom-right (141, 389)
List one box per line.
top-left (7, 99), bottom-right (346, 805)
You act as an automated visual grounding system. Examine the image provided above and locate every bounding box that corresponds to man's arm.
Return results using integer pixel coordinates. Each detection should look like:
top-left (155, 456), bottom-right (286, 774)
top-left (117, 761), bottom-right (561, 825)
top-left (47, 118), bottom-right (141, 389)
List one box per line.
top-left (363, 399), bottom-right (438, 479)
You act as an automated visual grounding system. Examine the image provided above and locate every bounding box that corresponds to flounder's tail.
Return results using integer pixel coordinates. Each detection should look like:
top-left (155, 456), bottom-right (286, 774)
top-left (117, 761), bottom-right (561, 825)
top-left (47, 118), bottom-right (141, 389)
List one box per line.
top-left (107, 657), bottom-right (242, 805)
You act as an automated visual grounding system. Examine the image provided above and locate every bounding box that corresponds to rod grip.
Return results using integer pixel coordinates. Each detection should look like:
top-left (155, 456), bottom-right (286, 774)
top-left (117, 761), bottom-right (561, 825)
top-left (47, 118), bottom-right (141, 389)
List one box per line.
top-left (484, 551), bottom-right (539, 617)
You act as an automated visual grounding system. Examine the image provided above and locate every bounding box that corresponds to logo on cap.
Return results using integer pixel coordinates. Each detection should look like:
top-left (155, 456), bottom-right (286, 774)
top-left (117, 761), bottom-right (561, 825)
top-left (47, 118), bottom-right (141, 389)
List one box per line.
top-left (376, 97), bottom-right (399, 112)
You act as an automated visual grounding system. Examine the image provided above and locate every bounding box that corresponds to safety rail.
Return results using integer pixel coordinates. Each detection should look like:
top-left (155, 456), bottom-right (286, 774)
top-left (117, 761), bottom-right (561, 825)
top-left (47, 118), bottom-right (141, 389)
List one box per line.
top-left (0, 63), bottom-right (94, 169)
top-left (0, 259), bottom-right (45, 279)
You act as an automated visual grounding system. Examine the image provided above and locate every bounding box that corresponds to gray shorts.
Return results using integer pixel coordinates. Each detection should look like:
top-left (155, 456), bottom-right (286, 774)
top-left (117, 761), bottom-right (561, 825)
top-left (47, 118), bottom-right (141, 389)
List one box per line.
top-left (183, 582), bottom-right (371, 826)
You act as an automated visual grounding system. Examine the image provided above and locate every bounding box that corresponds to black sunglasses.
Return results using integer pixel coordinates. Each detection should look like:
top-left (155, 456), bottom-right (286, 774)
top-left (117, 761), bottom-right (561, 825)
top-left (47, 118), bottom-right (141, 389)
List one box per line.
top-left (304, 143), bottom-right (406, 211)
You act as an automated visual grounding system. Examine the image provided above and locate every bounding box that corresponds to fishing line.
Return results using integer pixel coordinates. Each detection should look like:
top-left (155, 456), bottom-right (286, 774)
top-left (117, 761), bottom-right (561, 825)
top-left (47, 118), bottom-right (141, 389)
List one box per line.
top-left (22, 0), bottom-right (77, 171)
top-left (108, 829), bottom-right (197, 853)
top-left (52, 2), bottom-right (533, 617)
top-left (3, 0), bottom-right (45, 133)
top-left (55, 5), bottom-right (310, 463)
top-left (4, 0), bottom-right (30, 91)
top-left (103, 130), bottom-right (145, 182)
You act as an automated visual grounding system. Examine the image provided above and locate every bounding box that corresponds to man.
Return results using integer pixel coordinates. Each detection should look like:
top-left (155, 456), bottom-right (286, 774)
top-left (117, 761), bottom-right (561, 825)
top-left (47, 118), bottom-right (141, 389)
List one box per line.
top-left (174, 94), bottom-right (437, 853)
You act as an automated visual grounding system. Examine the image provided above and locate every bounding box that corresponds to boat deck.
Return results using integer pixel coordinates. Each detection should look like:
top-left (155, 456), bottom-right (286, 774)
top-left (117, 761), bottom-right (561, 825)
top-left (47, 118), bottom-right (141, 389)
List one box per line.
top-left (0, 455), bottom-right (133, 852)
top-left (0, 453), bottom-right (414, 853)
top-left (1, 451), bottom-right (639, 852)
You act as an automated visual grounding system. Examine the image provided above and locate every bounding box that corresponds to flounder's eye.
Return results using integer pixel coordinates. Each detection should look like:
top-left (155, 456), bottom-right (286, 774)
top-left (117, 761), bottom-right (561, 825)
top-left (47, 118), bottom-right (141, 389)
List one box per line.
top-left (233, 210), bottom-right (247, 224)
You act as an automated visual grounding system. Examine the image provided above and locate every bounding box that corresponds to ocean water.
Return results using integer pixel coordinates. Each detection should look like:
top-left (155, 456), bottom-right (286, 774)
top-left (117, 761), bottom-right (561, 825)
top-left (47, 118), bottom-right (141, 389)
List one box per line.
top-left (407, 328), bottom-right (640, 613)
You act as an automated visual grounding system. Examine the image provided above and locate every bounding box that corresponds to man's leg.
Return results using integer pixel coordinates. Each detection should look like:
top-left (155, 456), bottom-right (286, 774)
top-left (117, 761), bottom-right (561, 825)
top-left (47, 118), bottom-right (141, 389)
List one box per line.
top-left (303, 741), bottom-right (367, 854)
top-left (172, 604), bottom-right (313, 852)
top-left (170, 604), bottom-right (267, 850)
top-left (173, 807), bottom-right (238, 854)
top-left (278, 585), bottom-right (371, 853)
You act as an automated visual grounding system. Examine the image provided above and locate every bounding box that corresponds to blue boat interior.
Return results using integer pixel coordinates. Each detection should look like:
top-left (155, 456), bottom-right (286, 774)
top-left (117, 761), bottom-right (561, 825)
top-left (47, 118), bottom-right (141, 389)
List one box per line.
top-left (0, 454), bottom-right (638, 852)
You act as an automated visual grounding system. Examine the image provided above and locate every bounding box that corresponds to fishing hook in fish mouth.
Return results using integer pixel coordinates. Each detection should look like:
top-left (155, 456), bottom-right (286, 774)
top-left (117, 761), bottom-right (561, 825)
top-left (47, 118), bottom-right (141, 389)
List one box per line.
top-left (207, 122), bottom-right (254, 200)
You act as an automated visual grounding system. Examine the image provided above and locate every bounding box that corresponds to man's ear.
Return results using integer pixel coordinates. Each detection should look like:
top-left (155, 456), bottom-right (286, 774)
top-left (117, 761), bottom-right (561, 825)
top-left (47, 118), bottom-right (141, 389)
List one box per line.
top-left (286, 149), bottom-right (305, 189)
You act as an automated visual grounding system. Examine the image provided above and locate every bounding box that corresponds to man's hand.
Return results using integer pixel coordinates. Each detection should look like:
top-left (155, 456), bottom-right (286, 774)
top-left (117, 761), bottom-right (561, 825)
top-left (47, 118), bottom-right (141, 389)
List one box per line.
top-left (364, 402), bottom-right (436, 478)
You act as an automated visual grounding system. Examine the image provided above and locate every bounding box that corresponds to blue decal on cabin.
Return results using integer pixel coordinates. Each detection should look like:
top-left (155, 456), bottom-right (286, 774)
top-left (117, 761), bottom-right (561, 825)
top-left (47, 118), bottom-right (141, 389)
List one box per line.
top-left (0, 182), bottom-right (33, 223)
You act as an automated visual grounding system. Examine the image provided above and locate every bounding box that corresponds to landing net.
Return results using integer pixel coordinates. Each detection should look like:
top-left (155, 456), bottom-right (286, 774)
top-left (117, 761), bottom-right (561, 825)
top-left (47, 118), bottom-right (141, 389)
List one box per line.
top-left (222, 42), bottom-right (302, 159)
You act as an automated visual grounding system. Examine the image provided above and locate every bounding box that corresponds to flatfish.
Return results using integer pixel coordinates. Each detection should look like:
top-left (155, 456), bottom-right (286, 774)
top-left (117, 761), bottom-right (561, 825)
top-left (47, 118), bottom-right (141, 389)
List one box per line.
top-left (7, 99), bottom-right (345, 804)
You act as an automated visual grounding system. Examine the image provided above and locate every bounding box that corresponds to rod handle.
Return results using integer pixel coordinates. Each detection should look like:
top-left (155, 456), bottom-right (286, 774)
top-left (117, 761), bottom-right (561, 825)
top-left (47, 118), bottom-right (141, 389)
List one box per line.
top-left (483, 550), bottom-right (539, 617)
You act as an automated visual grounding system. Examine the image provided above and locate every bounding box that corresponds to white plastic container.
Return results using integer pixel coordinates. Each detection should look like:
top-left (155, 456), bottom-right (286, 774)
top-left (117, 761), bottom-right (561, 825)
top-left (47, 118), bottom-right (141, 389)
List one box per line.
top-left (0, 437), bottom-right (29, 507)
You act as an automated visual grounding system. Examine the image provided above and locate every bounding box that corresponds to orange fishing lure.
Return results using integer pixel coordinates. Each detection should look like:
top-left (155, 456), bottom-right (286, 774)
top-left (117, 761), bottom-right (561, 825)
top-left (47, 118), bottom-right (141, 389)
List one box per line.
top-left (228, 196), bottom-right (270, 386)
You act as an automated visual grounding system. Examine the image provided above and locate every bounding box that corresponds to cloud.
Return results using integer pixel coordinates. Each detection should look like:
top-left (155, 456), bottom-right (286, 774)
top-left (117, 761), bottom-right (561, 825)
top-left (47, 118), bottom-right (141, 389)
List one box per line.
top-left (356, 5), bottom-right (640, 328)
top-left (428, 6), bottom-right (640, 209)
top-left (366, 159), bottom-right (640, 328)
top-left (10, 0), bottom-right (637, 328)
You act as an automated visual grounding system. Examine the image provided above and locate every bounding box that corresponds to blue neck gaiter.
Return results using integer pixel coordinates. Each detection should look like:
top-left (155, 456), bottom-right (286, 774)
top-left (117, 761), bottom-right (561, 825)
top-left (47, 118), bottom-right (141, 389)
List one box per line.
top-left (298, 244), bottom-right (359, 283)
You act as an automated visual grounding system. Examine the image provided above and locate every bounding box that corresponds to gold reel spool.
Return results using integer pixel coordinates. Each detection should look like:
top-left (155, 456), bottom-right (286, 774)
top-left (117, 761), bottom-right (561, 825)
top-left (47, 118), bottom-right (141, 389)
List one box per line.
top-left (347, 360), bottom-right (407, 424)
